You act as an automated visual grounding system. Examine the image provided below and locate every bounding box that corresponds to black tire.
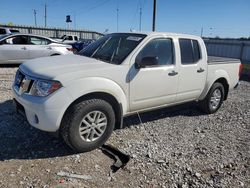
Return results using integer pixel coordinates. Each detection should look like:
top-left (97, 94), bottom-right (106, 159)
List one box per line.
top-left (60, 99), bottom-right (115, 152)
top-left (199, 82), bottom-right (225, 114)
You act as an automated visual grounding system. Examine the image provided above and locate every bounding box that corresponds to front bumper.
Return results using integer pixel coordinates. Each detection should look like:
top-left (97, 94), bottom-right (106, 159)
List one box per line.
top-left (12, 85), bottom-right (73, 132)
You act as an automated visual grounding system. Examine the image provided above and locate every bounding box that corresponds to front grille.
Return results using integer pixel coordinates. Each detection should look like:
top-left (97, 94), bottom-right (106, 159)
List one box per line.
top-left (14, 70), bottom-right (33, 95)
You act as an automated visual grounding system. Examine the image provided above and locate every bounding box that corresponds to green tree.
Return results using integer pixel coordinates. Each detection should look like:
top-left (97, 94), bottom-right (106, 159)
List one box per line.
top-left (7, 22), bottom-right (14, 26)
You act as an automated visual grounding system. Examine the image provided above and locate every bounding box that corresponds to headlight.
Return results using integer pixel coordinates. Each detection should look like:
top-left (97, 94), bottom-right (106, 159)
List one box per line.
top-left (30, 80), bottom-right (62, 97)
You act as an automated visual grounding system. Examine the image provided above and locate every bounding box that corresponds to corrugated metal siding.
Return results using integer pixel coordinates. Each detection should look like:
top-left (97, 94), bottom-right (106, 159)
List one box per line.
top-left (0, 24), bottom-right (104, 40)
top-left (204, 39), bottom-right (250, 64)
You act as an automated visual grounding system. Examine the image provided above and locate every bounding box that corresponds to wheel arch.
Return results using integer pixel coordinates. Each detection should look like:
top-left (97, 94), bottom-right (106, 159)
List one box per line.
top-left (214, 77), bottom-right (229, 100)
top-left (61, 91), bottom-right (124, 131)
top-left (199, 76), bottom-right (229, 101)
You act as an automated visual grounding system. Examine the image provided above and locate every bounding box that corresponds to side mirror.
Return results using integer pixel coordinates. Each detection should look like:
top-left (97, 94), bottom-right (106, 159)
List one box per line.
top-left (135, 56), bottom-right (158, 69)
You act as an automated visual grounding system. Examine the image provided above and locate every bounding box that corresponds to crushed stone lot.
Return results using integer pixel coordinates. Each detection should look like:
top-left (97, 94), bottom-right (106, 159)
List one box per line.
top-left (0, 66), bottom-right (249, 188)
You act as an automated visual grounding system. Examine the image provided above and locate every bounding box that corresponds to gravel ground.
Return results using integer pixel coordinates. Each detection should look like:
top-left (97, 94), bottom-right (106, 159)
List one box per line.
top-left (0, 66), bottom-right (249, 188)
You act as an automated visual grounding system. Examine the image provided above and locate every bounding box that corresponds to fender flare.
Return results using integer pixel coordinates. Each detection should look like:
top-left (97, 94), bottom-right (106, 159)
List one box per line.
top-left (199, 69), bottom-right (230, 100)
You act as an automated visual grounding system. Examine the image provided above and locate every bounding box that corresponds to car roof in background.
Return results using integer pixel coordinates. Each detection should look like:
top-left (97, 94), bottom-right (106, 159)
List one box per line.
top-left (0, 33), bottom-right (58, 42)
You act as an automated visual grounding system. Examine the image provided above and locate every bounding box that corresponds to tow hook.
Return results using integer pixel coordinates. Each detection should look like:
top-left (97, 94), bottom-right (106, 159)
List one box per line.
top-left (100, 144), bottom-right (130, 173)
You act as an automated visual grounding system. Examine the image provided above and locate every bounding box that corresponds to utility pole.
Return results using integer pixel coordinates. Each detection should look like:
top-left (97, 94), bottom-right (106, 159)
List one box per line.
top-left (33, 9), bottom-right (37, 26)
top-left (139, 7), bottom-right (142, 31)
top-left (152, 0), bottom-right (157, 31)
top-left (74, 13), bottom-right (76, 29)
top-left (200, 26), bottom-right (204, 37)
top-left (44, 3), bottom-right (47, 27)
top-left (116, 7), bottom-right (119, 32)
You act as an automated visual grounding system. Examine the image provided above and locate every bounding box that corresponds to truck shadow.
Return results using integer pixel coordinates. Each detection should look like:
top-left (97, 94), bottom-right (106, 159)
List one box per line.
top-left (123, 102), bottom-right (204, 128)
top-left (0, 99), bottom-right (203, 161)
top-left (0, 100), bottom-right (74, 161)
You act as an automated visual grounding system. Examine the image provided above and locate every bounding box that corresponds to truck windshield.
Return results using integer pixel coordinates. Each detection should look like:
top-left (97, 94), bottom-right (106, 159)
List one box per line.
top-left (78, 33), bottom-right (146, 65)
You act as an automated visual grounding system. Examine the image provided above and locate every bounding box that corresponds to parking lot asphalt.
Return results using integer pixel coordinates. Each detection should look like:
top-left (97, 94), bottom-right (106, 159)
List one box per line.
top-left (0, 66), bottom-right (249, 187)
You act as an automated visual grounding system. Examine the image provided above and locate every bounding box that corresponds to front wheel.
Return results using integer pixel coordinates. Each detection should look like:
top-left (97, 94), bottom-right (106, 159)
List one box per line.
top-left (199, 82), bottom-right (225, 114)
top-left (60, 99), bottom-right (115, 152)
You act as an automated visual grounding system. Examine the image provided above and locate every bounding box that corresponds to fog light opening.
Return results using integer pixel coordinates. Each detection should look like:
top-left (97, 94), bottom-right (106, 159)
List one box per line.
top-left (34, 115), bottom-right (39, 124)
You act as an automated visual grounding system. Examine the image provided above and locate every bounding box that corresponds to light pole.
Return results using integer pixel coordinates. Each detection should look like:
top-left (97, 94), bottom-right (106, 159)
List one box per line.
top-left (152, 0), bottom-right (157, 31)
top-left (139, 7), bottom-right (142, 31)
top-left (33, 9), bottom-right (37, 26)
top-left (44, 4), bottom-right (47, 27)
top-left (116, 7), bottom-right (119, 32)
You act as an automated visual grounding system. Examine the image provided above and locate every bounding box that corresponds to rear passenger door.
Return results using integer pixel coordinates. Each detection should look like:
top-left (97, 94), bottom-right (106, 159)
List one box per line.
top-left (27, 36), bottom-right (52, 58)
top-left (177, 39), bottom-right (206, 101)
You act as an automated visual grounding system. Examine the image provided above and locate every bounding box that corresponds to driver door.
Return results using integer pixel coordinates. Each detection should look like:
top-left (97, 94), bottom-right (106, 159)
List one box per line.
top-left (129, 37), bottom-right (179, 111)
top-left (0, 35), bottom-right (29, 64)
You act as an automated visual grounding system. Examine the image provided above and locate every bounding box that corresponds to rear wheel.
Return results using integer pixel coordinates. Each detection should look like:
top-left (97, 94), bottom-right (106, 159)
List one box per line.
top-left (199, 82), bottom-right (225, 114)
top-left (60, 99), bottom-right (115, 152)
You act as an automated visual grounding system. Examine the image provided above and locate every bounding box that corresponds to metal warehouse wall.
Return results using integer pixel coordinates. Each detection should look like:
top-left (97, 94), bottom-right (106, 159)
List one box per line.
top-left (204, 39), bottom-right (250, 64)
top-left (0, 24), bottom-right (104, 40)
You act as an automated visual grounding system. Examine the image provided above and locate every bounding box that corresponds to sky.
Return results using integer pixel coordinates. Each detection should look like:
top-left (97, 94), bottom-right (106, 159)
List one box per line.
top-left (0, 0), bottom-right (250, 38)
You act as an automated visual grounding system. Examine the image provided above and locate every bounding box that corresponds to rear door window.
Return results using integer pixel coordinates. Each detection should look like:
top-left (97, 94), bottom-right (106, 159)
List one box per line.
top-left (192, 40), bottom-right (201, 62)
top-left (29, 36), bottom-right (50, 45)
top-left (67, 36), bottom-right (73, 40)
top-left (179, 39), bottom-right (201, 64)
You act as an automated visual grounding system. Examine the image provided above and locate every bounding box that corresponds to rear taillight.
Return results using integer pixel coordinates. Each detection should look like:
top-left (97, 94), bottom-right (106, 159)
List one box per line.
top-left (239, 63), bottom-right (243, 77)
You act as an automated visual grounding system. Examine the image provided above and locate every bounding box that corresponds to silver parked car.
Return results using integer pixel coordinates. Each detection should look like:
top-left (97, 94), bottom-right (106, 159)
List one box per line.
top-left (0, 34), bottom-right (73, 64)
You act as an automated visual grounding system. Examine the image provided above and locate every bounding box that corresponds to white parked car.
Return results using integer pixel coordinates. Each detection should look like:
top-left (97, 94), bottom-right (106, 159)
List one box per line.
top-left (0, 34), bottom-right (74, 64)
top-left (12, 32), bottom-right (241, 152)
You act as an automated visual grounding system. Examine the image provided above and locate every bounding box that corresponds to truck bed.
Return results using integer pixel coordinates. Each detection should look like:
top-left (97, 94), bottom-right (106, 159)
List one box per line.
top-left (208, 56), bottom-right (240, 64)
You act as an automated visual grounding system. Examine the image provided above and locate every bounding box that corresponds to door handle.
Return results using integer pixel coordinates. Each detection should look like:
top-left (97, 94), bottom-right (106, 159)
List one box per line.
top-left (21, 47), bottom-right (27, 50)
top-left (197, 68), bottom-right (205, 73)
top-left (168, 70), bottom-right (178, 76)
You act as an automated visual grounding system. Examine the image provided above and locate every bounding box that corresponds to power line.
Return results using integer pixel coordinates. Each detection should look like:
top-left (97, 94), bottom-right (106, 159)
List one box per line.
top-left (130, 0), bottom-right (140, 30)
top-left (77, 0), bottom-right (111, 15)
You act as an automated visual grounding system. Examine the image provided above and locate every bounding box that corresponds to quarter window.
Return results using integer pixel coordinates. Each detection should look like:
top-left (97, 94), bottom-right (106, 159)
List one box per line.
top-left (179, 39), bottom-right (201, 64)
top-left (137, 38), bottom-right (174, 66)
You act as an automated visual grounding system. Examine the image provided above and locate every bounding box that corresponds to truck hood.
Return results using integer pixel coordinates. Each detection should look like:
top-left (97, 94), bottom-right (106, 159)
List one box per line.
top-left (20, 55), bottom-right (118, 82)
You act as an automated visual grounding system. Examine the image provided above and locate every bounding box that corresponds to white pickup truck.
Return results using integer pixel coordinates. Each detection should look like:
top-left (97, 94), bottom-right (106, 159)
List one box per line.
top-left (54, 35), bottom-right (79, 44)
top-left (12, 32), bottom-right (242, 152)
